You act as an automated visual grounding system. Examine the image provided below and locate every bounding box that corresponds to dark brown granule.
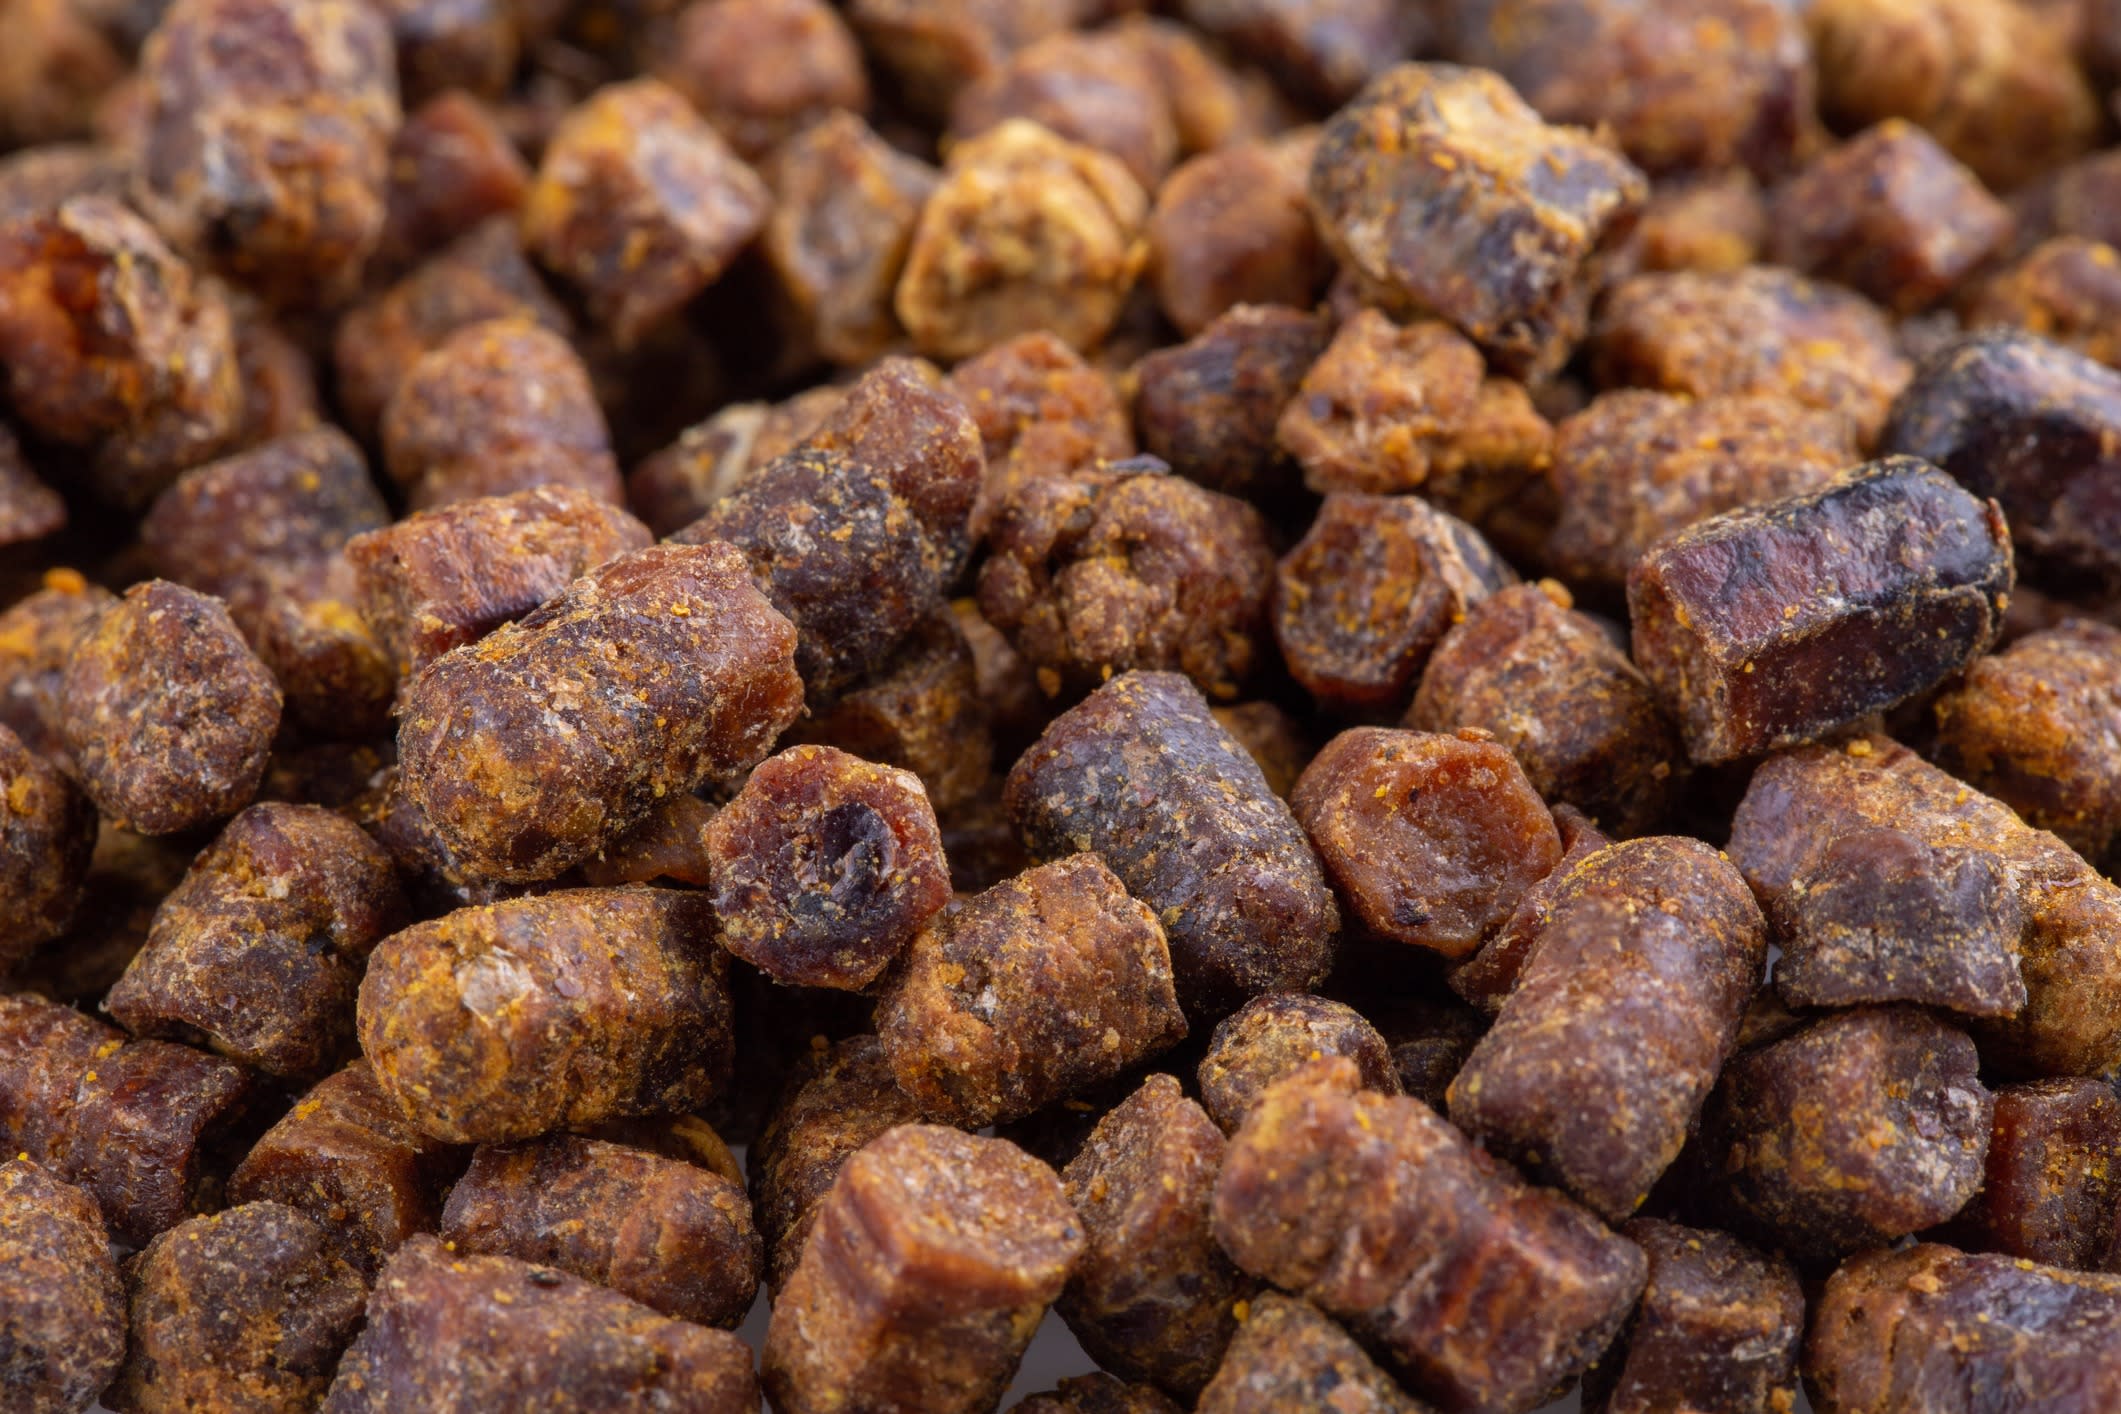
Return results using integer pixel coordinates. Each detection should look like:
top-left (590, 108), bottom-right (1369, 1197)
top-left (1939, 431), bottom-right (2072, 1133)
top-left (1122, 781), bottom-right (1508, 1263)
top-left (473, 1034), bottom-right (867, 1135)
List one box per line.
top-left (381, 317), bottom-right (625, 512)
top-left (1585, 1219), bottom-right (1803, 1414)
top-left (357, 887), bottom-right (734, 1144)
top-left (1696, 1006), bottom-right (1993, 1266)
top-left (228, 1061), bottom-right (466, 1277)
top-left (0, 0), bottom-right (124, 150)
top-left (1592, 267), bottom-right (1912, 448)
top-left (1274, 492), bottom-right (1516, 719)
top-left (60, 579), bottom-right (283, 836)
top-left (1213, 1057), bottom-right (1646, 1413)
top-left (133, 0), bottom-right (399, 310)
top-left (1628, 456), bottom-right (2012, 764)
top-left (370, 0), bottom-right (519, 105)
top-left (1805, 1244), bottom-right (2121, 1413)
top-left (1307, 63), bottom-right (1646, 380)
top-left (1197, 992), bottom-right (1399, 1135)
top-left (876, 852), bottom-right (1186, 1126)
top-left (842, 0), bottom-right (1086, 122)
top-left (1006, 670), bottom-right (1339, 1014)
top-left (950, 24), bottom-right (1177, 191)
top-left (321, 1237), bottom-right (760, 1412)
top-left (1964, 236), bottom-right (2121, 371)
top-left (372, 91), bottom-right (532, 276)
top-left (1057, 1073), bottom-right (1253, 1399)
top-left (655, 0), bottom-right (871, 161)
top-left (110, 1201), bottom-right (369, 1414)
top-left (707, 744), bottom-right (951, 991)
top-left (949, 331), bottom-right (1134, 521)
top-left (1447, 835), bottom-right (1767, 1222)
top-left (8, 824), bottom-right (191, 1006)
top-left (0, 424), bottom-right (63, 550)
top-left (748, 1033), bottom-right (928, 1297)
top-left (762, 1124), bottom-right (1084, 1414)
top-left (106, 804), bottom-right (407, 1079)
top-left (1630, 169), bottom-right (1767, 273)
top-left (1957, 1079), bottom-right (2121, 1271)
top-left (0, 1159), bottom-right (125, 1414)
top-left (440, 1132), bottom-right (762, 1328)
top-left (1145, 138), bottom-right (1329, 339)
top-left (0, 196), bottom-right (240, 509)
top-left (1449, 804), bottom-right (1614, 1015)
top-left (1195, 1294), bottom-right (1427, 1414)
top-left (346, 484), bottom-right (652, 682)
top-left (1177, 0), bottom-right (1426, 108)
top-left (1209, 702), bottom-right (1314, 801)
top-left (1293, 726), bottom-right (1561, 960)
top-left (394, 540), bottom-right (801, 883)
top-left (1010, 1373), bottom-right (1184, 1414)
top-left (521, 77), bottom-right (770, 348)
top-left (0, 722), bottom-right (95, 971)
top-left (978, 457), bottom-right (1278, 704)
top-left (1132, 303), bottom-right (1327, 505)
top-left (894, 118), bottom-right (1148, 360)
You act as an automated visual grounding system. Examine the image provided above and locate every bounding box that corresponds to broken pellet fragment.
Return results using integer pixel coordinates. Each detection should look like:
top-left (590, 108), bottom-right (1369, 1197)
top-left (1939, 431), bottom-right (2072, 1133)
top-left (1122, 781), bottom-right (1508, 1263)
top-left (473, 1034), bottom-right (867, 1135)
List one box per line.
top-left (1057, 1073), bottom-right (1252, 1399)
top-left (876, 853), bottom-right (1186, 1126)
top-left (394, 540), bottom-right (802, 883)
top-left (707, 744), bottom-right (950, 992)
top-left (1628, 456), bottom-right (2012, 764)
top-left (1006, 670), bottom-right (1339, 1014)
top-left (321, 1237), bottom-right (760, 1412)
top-left (763, 1124), bottom-right (1083, 1414)
top-left (440, 1132), bottom-right (762, 1328)
top-left (1213, 1057), bottom-right (1646, 1413)
top-left (357, 888), bottom-right (734, 1144)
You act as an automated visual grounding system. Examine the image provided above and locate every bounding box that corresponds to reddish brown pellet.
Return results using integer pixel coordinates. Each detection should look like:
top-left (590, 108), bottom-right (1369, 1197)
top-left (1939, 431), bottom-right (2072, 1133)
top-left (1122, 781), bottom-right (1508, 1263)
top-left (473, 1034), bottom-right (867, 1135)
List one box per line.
top-left (1057, 1073), bottom-right (1252, 1398)
top-left (60, 579), bottom-right (283, 836)
top-left (762, 1124), bottom-right (1084, 1414)
top-left (1132, 303), bottom-right (1327, 505)
top-left (394, 541), bottom-right (801, 883)
top-left (876, 853), bottom-right (1186, 1126)
top-left (1447, 836), bottom-right (1767, 1222)
top-left (1448, 804), bottom-right (1615, 1015)
top-left (1011, 1374), bottom-right (1184, 1414)
top-left (1964, 236), bottom-right (2121, 371)
top-left (521, 77), bottom-right (770, 349)
top-left (1628, 456), bottom-right (2012, 764)
top-left (1274, 493), bottom-right (1516, 719)
top-left (1632, 169), bottom-right (1767, 273)
top-left (321, 1237), bottom-right (761, 1412)
top-left (371, 0), bottom-right (518, 105)
top-left (228, 1061), bottom-right (465, 1276)
top-left (1585, 1219), bottom-right (1804, 1414)
top-left (950, 25), bottom-right (1177, 191)
top-left (1146, 138), bottom-right (1329, 338)
top-left (1195, 1294), bottom-right (1425, 1414)
top-left (949, 331), bottom-right (1134, 518)
top-left (978, 457), bottom-right (1277, 703)
top-left (1959, 1078), bottom-right (2121, 1271)
top-left (1293, 727), bottom-right (1561, 961)
top-left (749, 1034), bottom-right (927, 1297)
top-left (1308, 63), bottom-right (1646, 380)
top-left (346, 484), bottom-right (651, 682)
top-left (1197, 992), bottom-right (1399, 1136)
top-left (1006, 671), bottom-right (1339, 1014)
top-left (0, 1159), bottom-right (125, 1414)
top-left (0, 721), bottom-right (95, 971)
top-left (134, 0), bottom-right (399, 310)
top-left (111, 1201), bottom-right (370, 1414)
top-left (1805, 1244), bottom-right (2121, 1413)
top-left (1178, 0), bottom-right (1424, 108)
top-left (707, 744), bottom-right (951, 991)
top-left (1697, 1007), bottom-right (1993, 1266)
top-left (357, 888), bottom-right (734, 1144)
top-left (1212, 1057), bottom-right (1647, 1414)
top-left (656, 0), bottom-right (871, 161)
top-left (440, 1132), bottom-right (762, 1328)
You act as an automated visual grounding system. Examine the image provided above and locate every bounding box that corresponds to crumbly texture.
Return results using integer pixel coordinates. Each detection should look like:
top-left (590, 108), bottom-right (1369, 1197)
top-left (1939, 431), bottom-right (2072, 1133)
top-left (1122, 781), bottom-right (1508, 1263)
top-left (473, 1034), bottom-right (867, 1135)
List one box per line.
top-left (1293, 727), bottom-right (1561, 959)
top-left (440, 1133), bottom-right (762, 1328)
top-left (521, 77), bottom-right (770, 348)
top-left (978, 458), bottom-right (1278, 703)
top-left (1628, 457), bottom-right (2013, 764)
top-left (1447, 835), bottom-right (1767, 1222)
top-left (876, 852), bottom-right (1187, 1125)
top-left (1631, 170), bottom-right (1767, 273)
top-left (1212, 1058), bottom-right (1647, 1413)
top-left (1057, 1073), bottom-right (1252, 1399)
top-left (1965, 236), bottom-right (2121, 371)
top-left (1805, 1244), bottom-right (2121, 1413)
top-left (111, 1201), bottom-right (370, 1414)
top-left (707, 743), bottom-right (951, 990)
top-left (106, 803), bottom-right (407, 1078)
top-left (356, 888), bottom-right (734, 1144)
top-left (951, 25), bottom-right (1178, 191)
top-left (0, 1160), bottom-right (125, 1414)
top-left (1275, 492), bottom-right (1516, 717)
top-left (1198, 992), bottom-right (1399, 1134)
top-left (1005, 671), bottom-right (1339, 1014)
top-left (1010, 1373), bottom-right (1184, 1414)
top-left (228, 1061), bottom-right (465, 1276)
top-left (1959, 1079), bottom-right (2121, 1271)
top-left (1307, 63), bottom-right (1647, 379)
top-left (1209, 702), bottom-right (1313, 801)
top-left (1195, 1294), bottom-right (1427, 1414)
top-left (762, 1124), bottom-right (1083, 1414)
top-left (949, 331), bottom-right (1134, 522)
top-left (0, 721), bottom-right (95, 968)
top-left (321, 1237), bottom-right (760, 1412)
top-left (1696, 1007), bottom-right (1993, 1267)
top-left (394, 541), bottom-right (802, 883)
